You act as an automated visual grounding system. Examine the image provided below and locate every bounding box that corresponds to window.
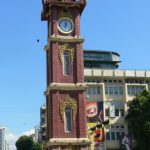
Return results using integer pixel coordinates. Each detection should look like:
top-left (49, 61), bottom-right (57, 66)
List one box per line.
top-left (127, 86), bottom-right (145, 95)
top-left (111, 132), bottom-right (115, 140)
top-left (105, 108), bottom-right (124, 118)
top-left (105, 109), bottom-right (109, 117)
top-left (115, 109), bottom-right (119, 116)
top-left (64, 107), bottom-right (73, 132)
top-left (119, 87), bottom-right (123, 95)
top-left (114, 87), bottom-right (119, 94)
top-left (106, 132), bottom-right (110, 140)
top-left (63, 51), bottom-right (71, 75)
top-left (86, 87), bottom-right (100, 95)
top-left (105, 87), bottom-right (108, 94)
top-left (120, 109), bottom-right (124, 117)
top-left (116, 132), bottom-right (120, 140)
top-left (105, 86), bottom-right (123, 95)
top-left (109, 87), bottom-right (113, 94)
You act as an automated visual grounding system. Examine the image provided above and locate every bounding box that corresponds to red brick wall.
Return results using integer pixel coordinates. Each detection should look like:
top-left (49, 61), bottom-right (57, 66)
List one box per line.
top-left (47, 90), bottom-right (87, 139)
top-left (47, 42), bottom-right (84, 84)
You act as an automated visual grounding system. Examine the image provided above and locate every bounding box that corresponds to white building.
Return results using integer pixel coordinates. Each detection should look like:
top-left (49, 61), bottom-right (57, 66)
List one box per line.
top-left (85, 68), bottom-right (150, 150)
top-left (84, 50), bottom-right (150, 150)
top-left (0, 128), bottom-right (5, 150)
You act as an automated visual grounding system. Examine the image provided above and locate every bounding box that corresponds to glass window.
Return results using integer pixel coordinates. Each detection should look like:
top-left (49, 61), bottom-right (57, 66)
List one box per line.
top-left (115, 109), bottom-right (119, 116)
top-left (128, 86), bottom-right (131, 95)
top-left (120, 109), bottom-right (124, 117)
top-left (63, 51), bottom-right (71, 75)
top-left (97, 87), bottom-right (100, 94)
top-left (116, 132), bottom-right (120, 140)
top-left (120, 132), bottom-right (125, 138)
top-left (105, 109), bottom-right (109, 117)
top-left (111, 132), bottom-right (115, 140)
top-left (120, 125), bottom-right (125, 129)
top-left (131, 86), bottom-right (135, 95)
top-left (114, 87), bottom-right (119, 95)
top-left (92, 87), bottom-right (97, 94)
top-left (109, 87), bottom-right (113, 95)
top-left (106, 132), bottom-right (110, 140)
top-left (64, 107), bottom-right (73, 132)
top-left (119, 87), bottom-right (123, 95)
top-left (105, 87), bottom-right (108, 94)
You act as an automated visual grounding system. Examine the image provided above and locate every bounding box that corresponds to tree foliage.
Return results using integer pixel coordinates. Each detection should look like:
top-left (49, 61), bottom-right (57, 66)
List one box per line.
top-left (16, 135), bottom-right (42, 150)
top-left (32, 143), bottom-right (42, 150)
top-left (126, 90), bottom-right (150, 150)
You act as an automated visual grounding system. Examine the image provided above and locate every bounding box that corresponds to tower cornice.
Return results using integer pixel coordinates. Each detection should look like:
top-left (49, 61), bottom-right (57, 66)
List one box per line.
top-left (48, 35), bottom-right (84, 43)
top-left (44, 83), bottom-right (87, 96)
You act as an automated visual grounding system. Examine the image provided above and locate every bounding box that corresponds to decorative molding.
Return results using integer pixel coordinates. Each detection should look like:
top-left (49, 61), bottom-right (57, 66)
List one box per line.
top-left (48, 3), bottom-right (81, 9)
top-left (59, 43), bottom-right (74, 64)
top-left (58, 10), bottom-right (73, 20)
top-left (59, 96), bottom-right (77, 122)
top-left (48, 35), bottom-right (84, 43)
top-left (44, 83), bottom-right (87, 96)
top-left (47, 138), bottom-right (91, 146)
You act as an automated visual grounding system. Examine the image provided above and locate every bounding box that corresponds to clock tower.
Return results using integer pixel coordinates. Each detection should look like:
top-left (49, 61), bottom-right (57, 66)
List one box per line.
top-left (41, 0), bottom-right (90, 150)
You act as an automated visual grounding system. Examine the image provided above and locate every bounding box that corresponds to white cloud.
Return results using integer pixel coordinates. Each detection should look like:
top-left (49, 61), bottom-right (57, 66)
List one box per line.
top-left (5, 128), bottom-right (18, 150)
top-left (3, 127), bottom-right (37, 150)
top-left (23, 128), bottom-right (35, 136)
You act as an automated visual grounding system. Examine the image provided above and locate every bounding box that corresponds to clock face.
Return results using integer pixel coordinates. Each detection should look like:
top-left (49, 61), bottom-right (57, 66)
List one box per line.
top-left (58, 18), bottom-right (74, 34)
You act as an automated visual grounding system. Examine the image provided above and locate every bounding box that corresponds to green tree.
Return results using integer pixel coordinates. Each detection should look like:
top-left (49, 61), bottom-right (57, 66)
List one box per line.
top-left (126, 90), bottom-right (150, 150)
top-left (32, 143), bottom-right (42, 150)
top-left (16, 136), bottom-right (34, 150)
top-left (16, 135), bottom-right (42, 150)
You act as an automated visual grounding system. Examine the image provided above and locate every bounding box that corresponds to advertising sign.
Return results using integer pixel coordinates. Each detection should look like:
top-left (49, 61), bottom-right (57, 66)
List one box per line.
top-left (86, 101), bottom-right (105, 150)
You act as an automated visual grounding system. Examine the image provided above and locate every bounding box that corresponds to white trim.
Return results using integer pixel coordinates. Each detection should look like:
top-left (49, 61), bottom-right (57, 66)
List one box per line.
top-left (58, 17), bottom-right (74, 34)
top-left (47, 138), bottom-right (91, 146)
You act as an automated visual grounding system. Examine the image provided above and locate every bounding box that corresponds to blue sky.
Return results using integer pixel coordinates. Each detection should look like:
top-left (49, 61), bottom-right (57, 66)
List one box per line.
top-left (0, 0), bottom-right (150, 140)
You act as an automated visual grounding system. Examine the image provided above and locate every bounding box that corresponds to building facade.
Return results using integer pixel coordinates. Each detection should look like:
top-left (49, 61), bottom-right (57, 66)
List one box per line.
top-left (84, 67), bottom-right (150, 150)
top-left (39, 104), bottom-right (47, 149)
top-left (84, 50), bottom-right (120, 69)
top-left (0, 128), bottom-right (5, 150)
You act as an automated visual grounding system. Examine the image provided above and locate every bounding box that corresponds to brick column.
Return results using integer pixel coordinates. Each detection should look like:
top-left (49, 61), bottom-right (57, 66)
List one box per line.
top-left (78, 91), bottom-right (87, 138)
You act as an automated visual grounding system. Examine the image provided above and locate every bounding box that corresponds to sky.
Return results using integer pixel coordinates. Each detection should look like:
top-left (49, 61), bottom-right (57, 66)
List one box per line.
top-left (0, 0), bottom-right (150, 149)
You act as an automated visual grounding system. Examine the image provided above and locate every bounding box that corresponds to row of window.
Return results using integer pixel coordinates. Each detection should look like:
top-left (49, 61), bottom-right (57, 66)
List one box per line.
top-left (126, 80), bottom-right (150, 84)
top-left (86, 87), bottom-right (100, 95)
top-left (106, 125), bottom-right (125, 129)
top-left (127, 86), bottom-right (145, 95)
top-left (85, 80), bottom-right (123, 83)
top-left (85, 80), bottom-right (150, 85)
top-left (106, 131), bottom-right (125, 141)
top-left (105, 108), bottom-right (124, 117)
top-left (105, 87), bottom-right (123, 95)
top-left (86, 86), bottom-right (145, 96)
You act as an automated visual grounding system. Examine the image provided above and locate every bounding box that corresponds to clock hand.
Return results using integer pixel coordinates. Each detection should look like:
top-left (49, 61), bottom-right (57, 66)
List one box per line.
top-left (65, 20), bottom-right (67, 27)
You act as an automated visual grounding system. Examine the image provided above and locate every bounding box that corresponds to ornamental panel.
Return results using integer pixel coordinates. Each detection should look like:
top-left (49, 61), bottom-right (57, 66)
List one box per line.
top-left (59, 43), bottom-right (75, 64)
top-left (59, 96), bottom-right (77, 122)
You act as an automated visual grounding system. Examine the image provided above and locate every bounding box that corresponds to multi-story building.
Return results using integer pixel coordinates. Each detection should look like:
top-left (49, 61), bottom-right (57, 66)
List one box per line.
top-left (0, 127), bottom-right (5, 150)
top-left (39, 104), bottom-right (46, 148)
top-left (84, 50), bottom-right (150, 150)
top-left (84, 50), bottom-right (120, 69)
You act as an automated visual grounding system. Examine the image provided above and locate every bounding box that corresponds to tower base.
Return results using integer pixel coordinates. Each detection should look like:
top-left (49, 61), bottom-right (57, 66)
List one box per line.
top-left (47, 138), bottom-right (91, 150)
